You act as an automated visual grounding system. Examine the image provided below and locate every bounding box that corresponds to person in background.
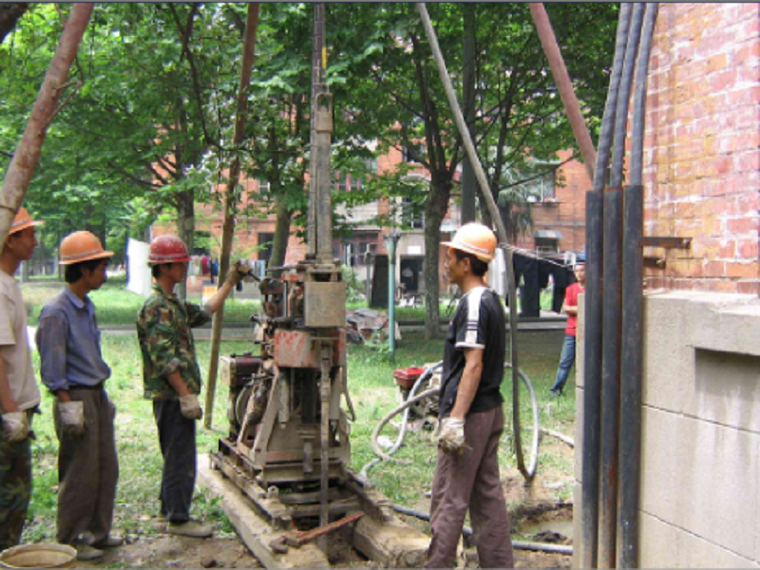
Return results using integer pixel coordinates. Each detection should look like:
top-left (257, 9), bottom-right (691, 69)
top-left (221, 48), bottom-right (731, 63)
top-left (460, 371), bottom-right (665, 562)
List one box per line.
top-left (0, 207), bottom-right (43, 551)
top-left (426, 222), bottom-right (513, 568)
top-left (549, 259), bottom-right (586, 396)
top-left (36, 231), bottom-right (120, 561)
top-left (136, 235), bottom-right (250, 538)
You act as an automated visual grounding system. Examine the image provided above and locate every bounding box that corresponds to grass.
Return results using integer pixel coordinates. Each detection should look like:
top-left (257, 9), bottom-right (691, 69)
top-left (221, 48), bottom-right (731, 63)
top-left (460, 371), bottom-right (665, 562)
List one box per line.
top-left (20, 277), bottom-right (260, 326)
top-left (22, 315), bottom-right (575, 543)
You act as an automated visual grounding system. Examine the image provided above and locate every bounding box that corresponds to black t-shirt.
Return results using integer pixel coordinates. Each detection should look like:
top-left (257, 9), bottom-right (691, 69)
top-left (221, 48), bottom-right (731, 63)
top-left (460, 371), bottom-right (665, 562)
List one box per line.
top-left (439, 286), bottom-right (506, 419)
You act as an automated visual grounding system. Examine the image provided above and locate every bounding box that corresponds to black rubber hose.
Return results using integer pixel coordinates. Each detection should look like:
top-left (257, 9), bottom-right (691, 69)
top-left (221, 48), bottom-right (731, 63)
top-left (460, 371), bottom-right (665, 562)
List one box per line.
top-left (391, 504), bottom-right (573, 556)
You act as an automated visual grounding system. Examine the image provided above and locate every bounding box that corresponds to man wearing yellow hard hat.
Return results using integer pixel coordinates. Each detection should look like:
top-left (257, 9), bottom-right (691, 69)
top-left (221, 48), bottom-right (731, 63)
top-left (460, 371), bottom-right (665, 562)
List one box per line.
top-left (36, 231), bottom-right (121, 561)
top-left (426, 222), bottom-right (513, 568)
top-left (0, 207), bottom-right (43, 551)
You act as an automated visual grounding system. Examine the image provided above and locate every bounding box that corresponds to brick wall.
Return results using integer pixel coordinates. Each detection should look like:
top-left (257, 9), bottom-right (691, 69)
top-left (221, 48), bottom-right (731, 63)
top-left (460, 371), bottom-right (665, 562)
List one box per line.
top-left (644, 3), bottom-right (760, 294)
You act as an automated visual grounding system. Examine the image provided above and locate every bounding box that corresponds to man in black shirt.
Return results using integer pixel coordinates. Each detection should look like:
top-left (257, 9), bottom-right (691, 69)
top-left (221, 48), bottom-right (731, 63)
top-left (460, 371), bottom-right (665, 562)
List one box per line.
top-left (426, 223), bottom-right (513, 568)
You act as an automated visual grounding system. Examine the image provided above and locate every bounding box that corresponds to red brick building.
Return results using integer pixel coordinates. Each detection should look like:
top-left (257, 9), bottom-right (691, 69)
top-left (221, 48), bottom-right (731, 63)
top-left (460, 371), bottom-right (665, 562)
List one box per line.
top-left (642, 2), bottom-right (759, 294)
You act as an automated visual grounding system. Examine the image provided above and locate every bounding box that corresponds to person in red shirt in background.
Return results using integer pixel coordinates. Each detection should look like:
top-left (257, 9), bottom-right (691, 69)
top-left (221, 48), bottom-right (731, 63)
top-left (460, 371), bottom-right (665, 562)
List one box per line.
top-left (550, 259), bottom-right (586, 396)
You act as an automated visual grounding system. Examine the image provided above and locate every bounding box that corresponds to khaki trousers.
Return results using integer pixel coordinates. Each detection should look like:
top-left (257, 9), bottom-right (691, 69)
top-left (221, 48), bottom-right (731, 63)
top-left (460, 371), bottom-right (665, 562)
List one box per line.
top-left (54, 387), bottom-right (118, 545)
top-left (426, 405), bottom-right (514, 568)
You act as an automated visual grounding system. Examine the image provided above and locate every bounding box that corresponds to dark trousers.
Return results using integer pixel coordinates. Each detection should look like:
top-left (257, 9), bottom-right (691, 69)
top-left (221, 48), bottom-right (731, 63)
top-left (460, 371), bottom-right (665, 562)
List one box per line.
top-left (551, 335), bottom-right (577, 393)
top-left (0, 410), bottom-right (34, 551)
top-left (55, 388), bottom-right (119, 545)
top-left (153, 399), bottom-right (196, 523)
top-left (426, 406), bottom-right (514, 569)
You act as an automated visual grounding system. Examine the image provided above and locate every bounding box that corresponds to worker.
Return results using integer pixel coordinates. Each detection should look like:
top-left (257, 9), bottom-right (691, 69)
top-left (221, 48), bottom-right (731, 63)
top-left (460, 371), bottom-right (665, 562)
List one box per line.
top-left (136, 235), bottom-right (250, 538)
top-left (0, 207), bottom-right (43, 551)
top-left (427, 222), bottom-right (514, 568)
top-left (549, 258), bottom-right (586, 396)
top-left (36, 231), bottom-right (120, 561)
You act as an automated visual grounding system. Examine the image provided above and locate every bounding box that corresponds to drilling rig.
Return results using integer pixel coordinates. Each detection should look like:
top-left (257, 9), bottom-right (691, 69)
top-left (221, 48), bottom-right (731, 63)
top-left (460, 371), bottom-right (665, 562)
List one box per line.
top-left (212, 1), bottom-right (357, 549)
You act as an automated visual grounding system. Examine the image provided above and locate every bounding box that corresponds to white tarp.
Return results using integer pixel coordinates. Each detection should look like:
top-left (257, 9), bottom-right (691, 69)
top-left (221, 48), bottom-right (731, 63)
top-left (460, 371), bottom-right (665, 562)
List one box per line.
top-left (127, 237), bottom-right (152, 297)
top-left (487, 247), bottom-right (507, 297)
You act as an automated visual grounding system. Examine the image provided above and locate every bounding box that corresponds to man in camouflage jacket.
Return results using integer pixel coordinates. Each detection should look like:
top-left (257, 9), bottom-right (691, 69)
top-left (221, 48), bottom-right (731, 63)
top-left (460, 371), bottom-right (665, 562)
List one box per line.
top-left (136, 235), bottom-right (250, 538)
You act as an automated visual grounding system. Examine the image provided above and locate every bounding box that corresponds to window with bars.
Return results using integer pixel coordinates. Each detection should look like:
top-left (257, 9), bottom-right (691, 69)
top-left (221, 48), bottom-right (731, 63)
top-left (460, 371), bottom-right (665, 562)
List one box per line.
top-left (340, 233), bottom-right (378, 267)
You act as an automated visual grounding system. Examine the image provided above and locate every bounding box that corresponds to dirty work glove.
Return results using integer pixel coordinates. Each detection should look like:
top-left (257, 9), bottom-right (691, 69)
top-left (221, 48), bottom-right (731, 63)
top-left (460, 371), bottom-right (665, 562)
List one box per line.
top-left (57, 401), bottom-right (86, 438)
top-left (226, 260), bottom-right (253, 287)
top-left (179, 394), bottom-right (203, 420)
top-left (2, 412), bottom-right (30, 443)
top-left (438, 417), bottom-right (466, 453)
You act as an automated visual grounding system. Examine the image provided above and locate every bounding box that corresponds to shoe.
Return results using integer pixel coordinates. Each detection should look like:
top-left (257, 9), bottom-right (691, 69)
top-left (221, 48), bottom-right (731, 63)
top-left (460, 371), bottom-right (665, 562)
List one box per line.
top-left (550, 387), bottom-right (564, 397)
top-left (167, 520), bottom-right (213, 538)
top-left (94, 535), bottom-right (124, 548)
top-left (75, 544), bottom-right (105, 561)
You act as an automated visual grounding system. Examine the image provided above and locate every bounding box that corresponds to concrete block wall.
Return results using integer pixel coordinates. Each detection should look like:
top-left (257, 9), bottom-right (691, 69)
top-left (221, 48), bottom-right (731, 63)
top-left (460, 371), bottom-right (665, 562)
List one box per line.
top-left (574, 292), bottom-right (760, 568)
top-left (643, 3), bottom-right (760, 295)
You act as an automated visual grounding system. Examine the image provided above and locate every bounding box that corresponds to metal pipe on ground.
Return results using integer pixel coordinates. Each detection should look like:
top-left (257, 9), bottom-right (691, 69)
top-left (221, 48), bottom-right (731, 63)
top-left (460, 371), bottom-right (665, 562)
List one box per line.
top-left (390, 505), bottom-right (573, 556)
top-left (619, 5), bottom-right (659, 569)
top-left (600, 6), bottom-right (645, 567)
top-left (581, 4), bottom-right (632, 568)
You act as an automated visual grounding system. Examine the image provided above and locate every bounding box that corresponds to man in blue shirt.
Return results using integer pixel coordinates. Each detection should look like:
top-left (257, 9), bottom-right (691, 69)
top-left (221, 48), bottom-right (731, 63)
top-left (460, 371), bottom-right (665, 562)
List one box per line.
top-left (36, 231), bottom-right (120, 561)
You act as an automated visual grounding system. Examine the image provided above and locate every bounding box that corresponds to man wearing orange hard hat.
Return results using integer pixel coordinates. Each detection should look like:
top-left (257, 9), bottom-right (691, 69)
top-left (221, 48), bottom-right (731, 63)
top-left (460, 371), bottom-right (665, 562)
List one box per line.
top-left (136, 234), bottom-right (251, 538)
top-left (426, 222), bottom-right (513, 568)
top-left (0, 207), bottom-right (43, 551)
top-left (36, 231), bottom-right (121, 561)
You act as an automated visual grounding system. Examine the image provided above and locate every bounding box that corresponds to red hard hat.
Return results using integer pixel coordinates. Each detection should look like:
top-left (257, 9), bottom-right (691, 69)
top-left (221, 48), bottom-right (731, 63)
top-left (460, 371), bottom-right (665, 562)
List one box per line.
top-left (148, 235), bottom-right (191, 264)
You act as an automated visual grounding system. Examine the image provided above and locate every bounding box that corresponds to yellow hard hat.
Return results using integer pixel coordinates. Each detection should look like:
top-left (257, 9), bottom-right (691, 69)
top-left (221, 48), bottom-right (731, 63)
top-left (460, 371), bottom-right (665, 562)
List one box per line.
top-left (59, 231), bottom-right (113, 265)
top-left (442, 222), bottom-right (497, 263)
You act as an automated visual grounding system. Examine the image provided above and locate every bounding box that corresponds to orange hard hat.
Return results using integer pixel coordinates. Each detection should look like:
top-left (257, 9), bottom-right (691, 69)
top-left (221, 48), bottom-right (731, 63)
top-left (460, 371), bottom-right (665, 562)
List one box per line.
top-left (59, 231), bottom-right (113, 265)
top-left (442, 222), bottom-right (497, 263)
top-left (9, 207), bottom-right (44, 235)
top-left (148, 234), bottom-right (191, 264)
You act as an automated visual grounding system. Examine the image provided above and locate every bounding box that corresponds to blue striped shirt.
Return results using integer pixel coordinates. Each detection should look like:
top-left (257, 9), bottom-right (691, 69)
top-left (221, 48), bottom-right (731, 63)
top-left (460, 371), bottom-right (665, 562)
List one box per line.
top-left (36, 287), bottom-right (111, 392)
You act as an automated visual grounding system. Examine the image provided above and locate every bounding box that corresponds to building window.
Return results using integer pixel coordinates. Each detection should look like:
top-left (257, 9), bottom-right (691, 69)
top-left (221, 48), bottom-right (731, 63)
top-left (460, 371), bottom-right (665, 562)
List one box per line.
top-left (257, 180), bottom-right (270, 195)
top-left (340, 233), bottom-right (378, 267)
top-left (335, 174), bottom-right (362, 192)
top-left (258, 232), bottom-right (274, 263)
top-left (527, 171), bottom-right (556, 201)
top-left (402, 196), bottom-right (424, 229)
top-left (535, 236), bottom-right (559, 253)
top-left (402, 143), bottom-right (425, 164)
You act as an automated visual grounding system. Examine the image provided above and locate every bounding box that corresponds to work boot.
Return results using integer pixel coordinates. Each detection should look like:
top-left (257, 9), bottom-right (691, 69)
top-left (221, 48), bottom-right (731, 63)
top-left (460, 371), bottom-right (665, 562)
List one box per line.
top-left (75, 544), bottom-right (105, 561)
top-left (167, 520), bottom-right (213, 538)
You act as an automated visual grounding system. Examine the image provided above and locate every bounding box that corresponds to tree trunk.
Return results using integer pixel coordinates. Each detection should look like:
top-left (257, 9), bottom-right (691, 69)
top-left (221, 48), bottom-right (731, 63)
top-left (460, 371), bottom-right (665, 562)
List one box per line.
top-left (460, 3), bottom-right (477, 224)
top-left (423, 176), bottom-right (452, 339)
top-left (0, 3), bottom-right (93, 250)
top-left (0, 3), bottom-right (28, 45)
top-left (269, 197), bottom-right (292, 270)
top-left (176, 189), bottom-right (195, 300)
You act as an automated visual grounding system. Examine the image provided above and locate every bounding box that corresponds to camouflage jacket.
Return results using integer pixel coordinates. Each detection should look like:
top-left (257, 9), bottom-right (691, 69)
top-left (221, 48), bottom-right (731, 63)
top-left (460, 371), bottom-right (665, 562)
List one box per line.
top-left (136, 284), bottom-right (212, 400)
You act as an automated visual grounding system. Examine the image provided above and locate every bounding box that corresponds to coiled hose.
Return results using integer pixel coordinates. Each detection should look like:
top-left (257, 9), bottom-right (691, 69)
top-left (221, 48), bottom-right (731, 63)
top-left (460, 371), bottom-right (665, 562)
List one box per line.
top-left (361, 362), bottom-right (540, 482)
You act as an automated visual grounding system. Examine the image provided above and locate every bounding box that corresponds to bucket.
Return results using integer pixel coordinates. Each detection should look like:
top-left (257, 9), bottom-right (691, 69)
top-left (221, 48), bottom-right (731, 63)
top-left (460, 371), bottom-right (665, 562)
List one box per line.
top-left (0, 543), bottom-right (77, 569)
top-left (393, 366), bottom-right (425, 390)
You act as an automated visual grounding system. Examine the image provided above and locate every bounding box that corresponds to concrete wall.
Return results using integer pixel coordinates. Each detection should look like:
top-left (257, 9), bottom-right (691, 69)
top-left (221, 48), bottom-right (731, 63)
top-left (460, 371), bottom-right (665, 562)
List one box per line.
top-left (574, 292), bottom-right (760, 568)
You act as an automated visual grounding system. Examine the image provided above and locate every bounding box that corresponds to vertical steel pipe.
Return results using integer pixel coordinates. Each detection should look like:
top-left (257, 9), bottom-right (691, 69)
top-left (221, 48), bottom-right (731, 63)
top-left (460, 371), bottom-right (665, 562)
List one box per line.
top-left (619, 5), bottom-right (658, 568)
top-left (600, 5), bottom-right (644, 567)
top-left (581, 189), bottom-right (604, 569)
top-left (581, 4), bottom-right (632, 567)
top-left (599, 187), bottom-right (623, 568)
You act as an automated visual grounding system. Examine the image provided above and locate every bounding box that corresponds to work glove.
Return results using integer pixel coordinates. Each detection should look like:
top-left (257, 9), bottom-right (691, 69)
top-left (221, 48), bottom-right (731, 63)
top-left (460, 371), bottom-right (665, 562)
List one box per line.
top-left (57, 401), bottom-right (86, 439)
top-left (2, 412), bottom-right (30, 443)
top-left (226, 260), bottom-right (253, 287)
top-left (179, 394), bottom-right (203, 420)
top-left (437, 417), bottom-right (466, 453)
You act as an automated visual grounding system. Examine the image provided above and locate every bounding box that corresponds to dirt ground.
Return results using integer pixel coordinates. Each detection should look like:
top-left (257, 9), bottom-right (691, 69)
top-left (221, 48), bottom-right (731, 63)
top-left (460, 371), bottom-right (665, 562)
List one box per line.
top-left (75, 437), bottom-right (574, 569)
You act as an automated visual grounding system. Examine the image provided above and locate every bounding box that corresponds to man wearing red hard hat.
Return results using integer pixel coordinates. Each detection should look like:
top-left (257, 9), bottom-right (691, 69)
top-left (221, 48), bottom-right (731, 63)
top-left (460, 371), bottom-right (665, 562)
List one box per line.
top-left (36, 230), bottom-right (121, 561)
top-left (0, 207), bottom-right (43, 551)
top-left (426, 222), bottom-right (513, 568)
top-left (136, 234), bottom-right (251, 538)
